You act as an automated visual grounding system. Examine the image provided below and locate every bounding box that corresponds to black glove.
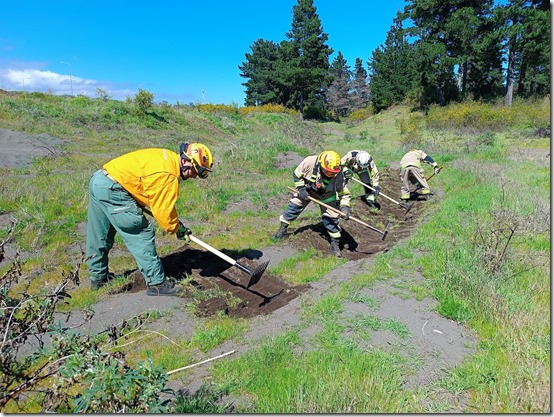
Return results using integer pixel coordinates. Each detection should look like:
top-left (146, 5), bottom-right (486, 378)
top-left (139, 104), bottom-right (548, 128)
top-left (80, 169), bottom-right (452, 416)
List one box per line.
top-left (176, 221), bottom-right (192, 242)
top-left (297, 186), bottom-right (309, 201)
top-left (340, 206), bottom-right (350, 220)
top-left (343, 168), bottom-right (353, 180)
top-left (372, 185), bottom-right (380, 197)
top-left (434, 166), bottom-right (440, 175)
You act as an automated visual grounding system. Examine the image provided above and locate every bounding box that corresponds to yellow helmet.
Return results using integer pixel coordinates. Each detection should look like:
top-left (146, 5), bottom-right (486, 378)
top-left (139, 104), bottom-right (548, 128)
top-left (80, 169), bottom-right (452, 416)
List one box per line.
top-left (318, 150), bottom-right (341, 177)
top-left (180, 142), bottom-right (213, 179)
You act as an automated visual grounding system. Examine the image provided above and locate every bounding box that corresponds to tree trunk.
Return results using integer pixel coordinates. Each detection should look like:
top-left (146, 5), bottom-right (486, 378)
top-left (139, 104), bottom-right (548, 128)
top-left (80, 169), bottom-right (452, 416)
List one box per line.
top-left (504, 46), bottom-right (515, 106)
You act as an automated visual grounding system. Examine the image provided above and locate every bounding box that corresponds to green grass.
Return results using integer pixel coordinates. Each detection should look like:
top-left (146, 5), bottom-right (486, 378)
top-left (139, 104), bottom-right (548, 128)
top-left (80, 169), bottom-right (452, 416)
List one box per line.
top-left (1, 92), bottom-right (549, 413)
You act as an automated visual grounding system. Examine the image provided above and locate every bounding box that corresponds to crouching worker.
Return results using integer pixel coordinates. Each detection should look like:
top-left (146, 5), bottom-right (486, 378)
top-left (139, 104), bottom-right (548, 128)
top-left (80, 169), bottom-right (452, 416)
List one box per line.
top-left (273, 150), bottom-right (351, 258)
top-left (399, 149), bottom-right (440, 200)
top-left (341, 150), bottom-right (381, 210)
top-left (86, 143), bottom-right (213, 296)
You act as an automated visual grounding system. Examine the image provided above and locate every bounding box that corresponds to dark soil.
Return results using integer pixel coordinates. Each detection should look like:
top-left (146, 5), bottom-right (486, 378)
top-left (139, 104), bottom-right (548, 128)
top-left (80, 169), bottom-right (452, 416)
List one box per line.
top-left (111, 168), bottom-right (428, 320)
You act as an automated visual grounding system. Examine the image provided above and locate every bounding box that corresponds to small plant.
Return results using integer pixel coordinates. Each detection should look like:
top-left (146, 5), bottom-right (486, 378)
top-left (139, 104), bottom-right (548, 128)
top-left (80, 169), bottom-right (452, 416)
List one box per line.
top-left (95, 88), bottom-right (111, 101)
top-left (0, 221), bottom-right (175, 412)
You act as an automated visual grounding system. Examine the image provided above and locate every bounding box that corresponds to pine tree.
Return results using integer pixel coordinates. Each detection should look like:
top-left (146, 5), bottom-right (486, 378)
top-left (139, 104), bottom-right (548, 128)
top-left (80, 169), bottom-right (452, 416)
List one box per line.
top-left (280, 0), bottom-right (333, 118)
top-left (239, 39), bottom-right (281, 106)
top-left (326, 51), bottom-right (352, 117)
top-left (350, 58), bottom-right (370, 111)
top-left (368, 12), bottom-right (417, 113)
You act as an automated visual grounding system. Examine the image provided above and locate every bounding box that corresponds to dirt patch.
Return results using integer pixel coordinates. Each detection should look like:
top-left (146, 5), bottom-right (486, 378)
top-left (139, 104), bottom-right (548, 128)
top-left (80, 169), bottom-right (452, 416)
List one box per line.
top-left (104, 167), bottom-right (427, 320)
top-left (0, 128), bottom-right (67, 168)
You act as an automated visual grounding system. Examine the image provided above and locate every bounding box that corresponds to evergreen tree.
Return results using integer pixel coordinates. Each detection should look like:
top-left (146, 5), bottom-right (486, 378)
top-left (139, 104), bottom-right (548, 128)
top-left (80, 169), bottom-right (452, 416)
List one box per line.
top-left (350, 58), bottom-right (370, 110)
top-left (443, 1), bottom-right (503, 101)
top-left (280, 0), bottom-right (333, 118)
top-left (326, 51), bottom-right (352, 117)
top-left (239, 39), bottom-right (281, 106)
top-left (368, 12), bottom-right (417, 113)
top-left (500, 0), bottom-right (550, 105)
top-left (405, 0), bottom-right (465, 107)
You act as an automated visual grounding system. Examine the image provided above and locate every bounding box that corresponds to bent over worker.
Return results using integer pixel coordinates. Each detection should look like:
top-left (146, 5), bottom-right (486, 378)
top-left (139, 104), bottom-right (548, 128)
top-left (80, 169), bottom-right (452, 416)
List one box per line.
top-left (399, 149), bottom-right (440, 200)
top-left (341, 150), bottom-right (381, 210)
top-left (86, 143), bottom-right (213, 296)
top-left (273, 150), bottom-right (351, 258)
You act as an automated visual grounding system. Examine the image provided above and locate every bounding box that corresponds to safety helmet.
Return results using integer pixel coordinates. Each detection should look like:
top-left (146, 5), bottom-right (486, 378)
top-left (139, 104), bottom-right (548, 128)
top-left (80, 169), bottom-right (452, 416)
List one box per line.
top-left (180, 142), bottom-right (213, 179)
top-left (318, 151), bottom-right (341, 177)
top-left (355, 151), bottom-right (371, 169)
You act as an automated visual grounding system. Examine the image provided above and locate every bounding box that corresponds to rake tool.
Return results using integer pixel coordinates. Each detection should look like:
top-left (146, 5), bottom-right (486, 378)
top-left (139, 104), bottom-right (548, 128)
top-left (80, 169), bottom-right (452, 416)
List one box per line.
top-left (350, 177), bottom-right (414, 214)
top-left (287, 187), bottom-right (390, 240)
top-left (142, 208), bottom-right (268, 288)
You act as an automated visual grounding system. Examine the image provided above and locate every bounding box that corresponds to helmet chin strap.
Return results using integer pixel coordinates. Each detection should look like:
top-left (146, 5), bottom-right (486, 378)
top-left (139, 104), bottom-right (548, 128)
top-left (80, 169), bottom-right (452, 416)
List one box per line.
top-left (180, 165), bottom-right (192, 180)
top-left (179, 142), bottom-right (192, 180)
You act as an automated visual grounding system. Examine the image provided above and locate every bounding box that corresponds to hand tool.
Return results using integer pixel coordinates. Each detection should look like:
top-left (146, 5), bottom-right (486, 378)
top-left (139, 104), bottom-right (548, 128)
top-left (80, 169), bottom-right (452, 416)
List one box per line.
top-left (350, 177), bottom-right (414, 214)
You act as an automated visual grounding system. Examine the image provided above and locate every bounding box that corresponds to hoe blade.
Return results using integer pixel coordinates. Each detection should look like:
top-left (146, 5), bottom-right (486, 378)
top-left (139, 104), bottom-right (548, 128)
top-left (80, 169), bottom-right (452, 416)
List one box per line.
top-left (246, 260), bottom-right (270, 288)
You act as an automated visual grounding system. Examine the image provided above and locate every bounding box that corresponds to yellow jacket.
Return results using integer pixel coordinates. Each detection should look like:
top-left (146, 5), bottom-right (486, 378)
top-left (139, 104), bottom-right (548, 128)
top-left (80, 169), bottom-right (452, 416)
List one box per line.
top-left (103, 148), bottom-right (182, 234)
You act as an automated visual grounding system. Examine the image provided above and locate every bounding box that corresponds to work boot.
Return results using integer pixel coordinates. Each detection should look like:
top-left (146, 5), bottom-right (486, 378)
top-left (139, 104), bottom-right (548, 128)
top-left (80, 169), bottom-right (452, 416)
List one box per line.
top-left (363, 197), bottom-right (381, 211)
top-left (273, 222), bottom-right (289, 239)
top-left (147, 280), bottom-right (182, 296)
top-left (90, 272), bottom-right (119, 290)
top-left (330, 238), bottom-right (342, 258)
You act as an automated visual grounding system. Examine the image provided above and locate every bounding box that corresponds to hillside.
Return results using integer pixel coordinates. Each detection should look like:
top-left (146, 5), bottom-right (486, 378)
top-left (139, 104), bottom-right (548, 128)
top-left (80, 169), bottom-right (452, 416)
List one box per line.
top-left (0, 91), bottom-right (550, 413)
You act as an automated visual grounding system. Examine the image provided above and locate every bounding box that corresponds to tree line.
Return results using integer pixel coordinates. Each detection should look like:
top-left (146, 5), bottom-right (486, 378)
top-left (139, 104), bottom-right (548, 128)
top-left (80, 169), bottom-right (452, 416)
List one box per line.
top-left (239, 0), bottom-right (550, 118)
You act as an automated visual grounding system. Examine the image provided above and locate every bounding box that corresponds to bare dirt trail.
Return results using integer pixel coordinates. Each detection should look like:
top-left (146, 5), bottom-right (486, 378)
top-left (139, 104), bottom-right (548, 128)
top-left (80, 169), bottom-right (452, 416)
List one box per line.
top-left (0, 131), bottom-right (477, 410)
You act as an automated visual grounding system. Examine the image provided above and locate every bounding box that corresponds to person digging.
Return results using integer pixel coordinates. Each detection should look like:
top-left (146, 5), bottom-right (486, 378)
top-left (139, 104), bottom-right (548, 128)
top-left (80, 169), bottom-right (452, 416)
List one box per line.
top-left (341, 150), bottom-right (381, 210)
top-left (273, 150), bottom-right (351, 258)
top-left (399, 149), bottom-right (440, 201)
top-left (86, 142), bottom-right (213, 296)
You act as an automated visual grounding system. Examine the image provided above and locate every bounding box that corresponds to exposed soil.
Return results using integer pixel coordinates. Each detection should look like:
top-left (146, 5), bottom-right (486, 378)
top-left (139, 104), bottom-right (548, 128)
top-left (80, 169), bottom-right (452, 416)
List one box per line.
top-left (1, 132), bottom-right (477, 409)
top-left (108, 167), bottom-right (429, 320)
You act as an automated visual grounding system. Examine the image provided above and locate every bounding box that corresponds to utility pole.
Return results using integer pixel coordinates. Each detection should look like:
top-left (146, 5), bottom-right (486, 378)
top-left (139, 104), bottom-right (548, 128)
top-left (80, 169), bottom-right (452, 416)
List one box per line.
top-left (60, 61), bottom-right (73, 96)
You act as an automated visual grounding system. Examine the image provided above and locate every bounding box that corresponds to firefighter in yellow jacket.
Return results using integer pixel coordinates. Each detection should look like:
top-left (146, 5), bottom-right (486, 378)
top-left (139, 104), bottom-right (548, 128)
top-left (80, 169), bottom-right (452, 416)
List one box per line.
top-left (273, 151), bottom-right (351, 258)
top-left (86, 143), bottom-right (213, 296)
top-left (399, 149), bottom-right (440, 200)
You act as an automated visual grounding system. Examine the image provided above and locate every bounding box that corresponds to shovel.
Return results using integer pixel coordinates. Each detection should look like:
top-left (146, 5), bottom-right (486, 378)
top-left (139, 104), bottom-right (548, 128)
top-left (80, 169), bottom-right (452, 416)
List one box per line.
top-left (142, 208), bottom-right (268, 288)
top-left (188, 235), bottom-right (269, 288)
top-left (350, 177), bottom-right (414, 214)
top-left (287, 187), bottom-right (390, 240)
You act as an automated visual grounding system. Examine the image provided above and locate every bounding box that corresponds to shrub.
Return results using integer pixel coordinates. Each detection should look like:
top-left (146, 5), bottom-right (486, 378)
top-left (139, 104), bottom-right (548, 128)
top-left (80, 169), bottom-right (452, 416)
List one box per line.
top-left (134, 88), bottom-right (154, 113)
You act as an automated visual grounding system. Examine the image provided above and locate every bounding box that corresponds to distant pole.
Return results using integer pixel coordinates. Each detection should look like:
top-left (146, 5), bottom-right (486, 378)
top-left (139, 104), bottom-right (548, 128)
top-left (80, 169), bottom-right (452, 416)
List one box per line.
top-left (60, 61), bottom-right (73, 96)
top-left (202, 90), bottom-right (205, 103)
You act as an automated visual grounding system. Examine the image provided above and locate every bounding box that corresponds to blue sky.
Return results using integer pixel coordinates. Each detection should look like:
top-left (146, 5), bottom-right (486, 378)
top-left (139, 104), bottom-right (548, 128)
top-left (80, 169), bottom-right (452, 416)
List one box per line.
top-left (1, 1), bottom-right (405, 105)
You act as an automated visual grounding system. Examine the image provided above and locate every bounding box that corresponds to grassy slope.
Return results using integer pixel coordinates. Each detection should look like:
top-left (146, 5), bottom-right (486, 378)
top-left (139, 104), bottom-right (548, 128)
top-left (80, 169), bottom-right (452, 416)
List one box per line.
top-left (0, 91), bottom-right (549, 412)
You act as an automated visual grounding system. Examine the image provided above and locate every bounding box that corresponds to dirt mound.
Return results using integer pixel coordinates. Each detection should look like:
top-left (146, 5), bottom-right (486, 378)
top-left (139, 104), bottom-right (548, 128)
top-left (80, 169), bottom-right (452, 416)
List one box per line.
top-left (107, 168), bottom-right (429, 320)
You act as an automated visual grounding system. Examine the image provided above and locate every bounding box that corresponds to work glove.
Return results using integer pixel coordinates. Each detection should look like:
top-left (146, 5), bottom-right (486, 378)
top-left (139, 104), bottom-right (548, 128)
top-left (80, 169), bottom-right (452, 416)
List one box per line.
top-left (434, 166), bottom-right (441, 175)
top-left (176, 221), bottom-right (192, 242)
top-left (297, 186), bottom-right (309, 201)
top-left (343, 168), bottom-right (353, 180)
top-left (340, 205), bottom-right (351, 220)
top-left (372, 185), bottom-right (380, 197)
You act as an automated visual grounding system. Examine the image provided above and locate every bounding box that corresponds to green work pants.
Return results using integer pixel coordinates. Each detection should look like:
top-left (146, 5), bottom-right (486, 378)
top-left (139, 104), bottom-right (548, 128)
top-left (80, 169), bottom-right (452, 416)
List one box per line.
top-left (86, 170), bottom-right (165, 285)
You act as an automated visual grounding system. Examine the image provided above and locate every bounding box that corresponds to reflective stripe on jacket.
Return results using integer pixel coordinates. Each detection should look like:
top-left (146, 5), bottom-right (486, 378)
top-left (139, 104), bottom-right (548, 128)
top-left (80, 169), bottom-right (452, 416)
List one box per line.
top-left (340, 150), bottom-right (380, 186)
top-left (293, 155), bottom-right (351, 207)
top-left (399, 149), bottom-right (428, 169)
top-left (103, 148), bottom-right (181, 234)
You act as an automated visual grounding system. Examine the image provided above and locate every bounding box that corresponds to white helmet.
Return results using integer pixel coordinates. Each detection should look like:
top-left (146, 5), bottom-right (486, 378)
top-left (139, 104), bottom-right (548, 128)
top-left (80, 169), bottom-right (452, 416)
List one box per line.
top-left (355, 151), bottom-right (371, 169)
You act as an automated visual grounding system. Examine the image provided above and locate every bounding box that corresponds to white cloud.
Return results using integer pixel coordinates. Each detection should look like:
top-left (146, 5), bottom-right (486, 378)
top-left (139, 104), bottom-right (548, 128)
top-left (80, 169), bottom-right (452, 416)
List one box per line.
top-left (0, 67), bottom-right (134, 100)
